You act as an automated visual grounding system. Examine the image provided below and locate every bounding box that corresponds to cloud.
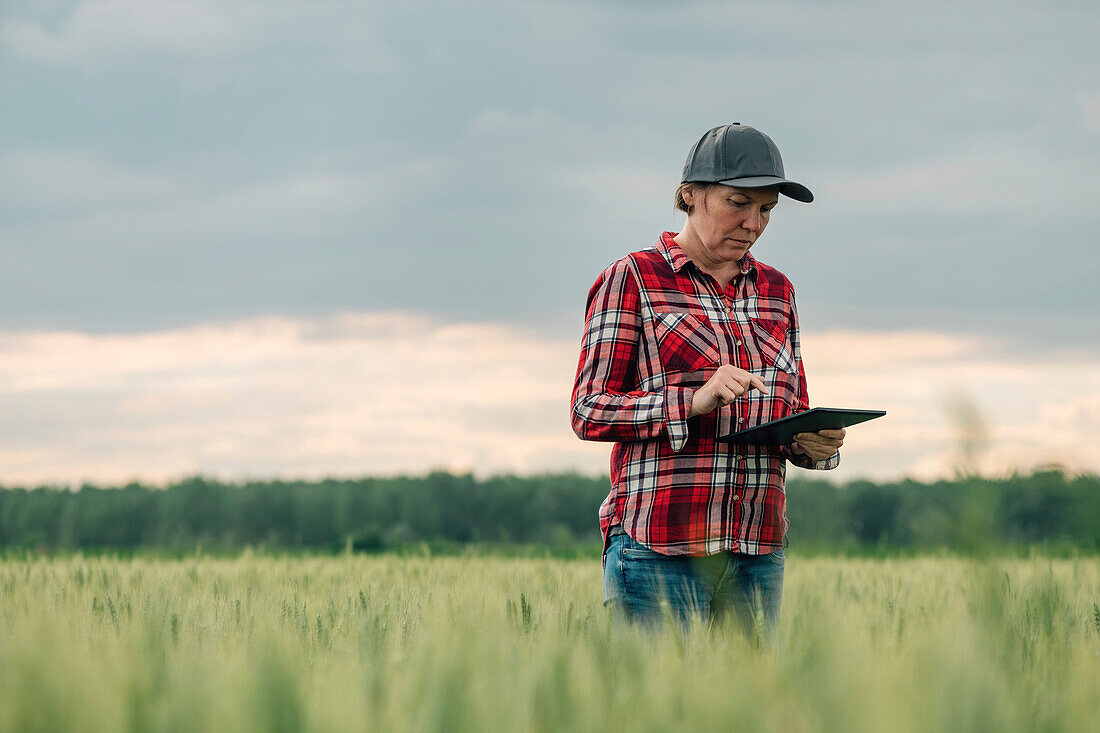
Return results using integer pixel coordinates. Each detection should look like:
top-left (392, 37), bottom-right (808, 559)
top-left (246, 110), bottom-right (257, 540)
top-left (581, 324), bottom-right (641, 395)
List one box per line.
top-left (1, 0), bottom-right (400, 83)
top-left (797, 328), bottom-right (1100, 481)
top-left (1, 0), bottom-right (237, 67)
top-left (0, 148), bottom-right (180, 213)
top-left (1, 313), bottom-right (1098, 487)
top-left (0, 312), bottom-right (606, 485)
top-left (469, 108), bottom-right (564, 136)
top-left (560, 165), bottom-right (670, 211)
top-left (0, 145), bottom-right (451, 244)
top-left (1, 0), bottom-right (1096, 349)
top-left (822, 144), bottom-right (1095, 215)
top-left (1080, 90), bottom-right (1100, 132)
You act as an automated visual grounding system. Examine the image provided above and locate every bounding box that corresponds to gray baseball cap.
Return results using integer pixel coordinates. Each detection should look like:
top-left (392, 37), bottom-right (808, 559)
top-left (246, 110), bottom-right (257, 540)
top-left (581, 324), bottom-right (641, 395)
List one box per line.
top-left (681, 123), bottom-right (814, 203)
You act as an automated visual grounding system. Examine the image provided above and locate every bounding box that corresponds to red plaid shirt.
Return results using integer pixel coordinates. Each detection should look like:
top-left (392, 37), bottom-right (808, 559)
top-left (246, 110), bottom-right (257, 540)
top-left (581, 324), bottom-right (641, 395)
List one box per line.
top-left (572, 231), bottom-right (839, 560)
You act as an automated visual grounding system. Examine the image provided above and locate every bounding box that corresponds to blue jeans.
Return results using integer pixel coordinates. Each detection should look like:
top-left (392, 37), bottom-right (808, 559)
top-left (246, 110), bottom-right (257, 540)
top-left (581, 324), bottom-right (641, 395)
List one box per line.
top-left (603, 527), bottom-right (785, 646)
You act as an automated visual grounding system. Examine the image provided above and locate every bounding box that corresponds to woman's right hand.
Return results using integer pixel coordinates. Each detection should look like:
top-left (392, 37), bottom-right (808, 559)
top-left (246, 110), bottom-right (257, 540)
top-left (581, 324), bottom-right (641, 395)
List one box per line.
top-left (687, 365), bottom-right (769, 418)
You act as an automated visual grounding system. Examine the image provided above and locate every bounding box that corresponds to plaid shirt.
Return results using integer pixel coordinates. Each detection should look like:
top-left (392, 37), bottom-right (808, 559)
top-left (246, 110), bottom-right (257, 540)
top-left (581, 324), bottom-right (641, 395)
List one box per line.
top-left (572, 231), bottom-right (839, 560)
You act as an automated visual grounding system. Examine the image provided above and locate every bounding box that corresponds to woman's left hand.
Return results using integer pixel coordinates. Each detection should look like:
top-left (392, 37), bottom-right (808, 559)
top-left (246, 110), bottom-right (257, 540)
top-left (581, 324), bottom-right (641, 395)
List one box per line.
top-left (790, 428), bottom-right (845, 462)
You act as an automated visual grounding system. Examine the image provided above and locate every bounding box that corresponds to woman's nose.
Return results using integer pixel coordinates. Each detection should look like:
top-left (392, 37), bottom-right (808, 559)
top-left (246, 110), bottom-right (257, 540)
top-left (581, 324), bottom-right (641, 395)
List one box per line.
top-left (743, 209), bottom-right (762, 232)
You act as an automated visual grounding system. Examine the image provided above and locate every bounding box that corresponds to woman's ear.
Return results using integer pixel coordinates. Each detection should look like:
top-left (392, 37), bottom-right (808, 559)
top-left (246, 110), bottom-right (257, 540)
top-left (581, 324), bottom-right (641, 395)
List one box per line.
top-left (690, 186), bottom-right (706, 213)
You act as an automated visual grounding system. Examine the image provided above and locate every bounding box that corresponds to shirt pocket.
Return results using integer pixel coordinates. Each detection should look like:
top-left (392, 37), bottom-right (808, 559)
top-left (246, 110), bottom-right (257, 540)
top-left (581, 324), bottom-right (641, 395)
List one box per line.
top-left (749, 317), bottom-right (797, 375)
top-left (652, 310), bottom-right (722, 374)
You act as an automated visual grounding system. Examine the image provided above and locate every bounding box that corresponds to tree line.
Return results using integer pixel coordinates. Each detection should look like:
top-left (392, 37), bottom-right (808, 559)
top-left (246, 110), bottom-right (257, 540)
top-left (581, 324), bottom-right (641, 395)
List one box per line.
top-left (0, 469), bottom-right (1096, 553)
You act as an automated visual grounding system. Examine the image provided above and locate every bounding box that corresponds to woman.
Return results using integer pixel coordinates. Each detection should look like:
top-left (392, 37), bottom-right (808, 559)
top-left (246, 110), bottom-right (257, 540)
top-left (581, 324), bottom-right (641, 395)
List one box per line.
top-left (570, 123), bottom-right (845, 645)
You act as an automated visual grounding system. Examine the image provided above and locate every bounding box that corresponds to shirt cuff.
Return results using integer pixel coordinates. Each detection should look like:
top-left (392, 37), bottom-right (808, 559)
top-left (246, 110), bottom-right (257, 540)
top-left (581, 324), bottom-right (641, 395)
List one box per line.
top-left (663, 386), bottom-right (695, 452)
top-left (784, 445), bottom-right (841, 470)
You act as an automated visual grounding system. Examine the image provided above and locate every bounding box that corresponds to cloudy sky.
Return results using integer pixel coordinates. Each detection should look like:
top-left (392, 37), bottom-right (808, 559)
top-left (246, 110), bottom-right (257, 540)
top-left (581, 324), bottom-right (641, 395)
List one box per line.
top-left (2, 0), bottom-right (1098, 487)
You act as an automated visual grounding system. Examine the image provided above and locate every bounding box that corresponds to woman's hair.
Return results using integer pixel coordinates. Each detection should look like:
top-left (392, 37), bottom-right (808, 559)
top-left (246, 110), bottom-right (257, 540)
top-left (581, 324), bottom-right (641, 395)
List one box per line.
top-left (674, 182), bottom-right (715, 214)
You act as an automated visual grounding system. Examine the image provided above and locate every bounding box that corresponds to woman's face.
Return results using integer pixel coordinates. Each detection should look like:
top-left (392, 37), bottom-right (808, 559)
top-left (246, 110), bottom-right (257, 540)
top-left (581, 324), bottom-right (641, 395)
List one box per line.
top-left (685, 184), bottom-right (779, 265)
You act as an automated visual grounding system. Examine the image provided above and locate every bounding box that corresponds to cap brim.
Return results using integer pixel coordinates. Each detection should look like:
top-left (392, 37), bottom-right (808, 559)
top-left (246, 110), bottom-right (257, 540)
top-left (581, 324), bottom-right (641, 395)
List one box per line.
top-left (715, 175), bottom-right (814, 203)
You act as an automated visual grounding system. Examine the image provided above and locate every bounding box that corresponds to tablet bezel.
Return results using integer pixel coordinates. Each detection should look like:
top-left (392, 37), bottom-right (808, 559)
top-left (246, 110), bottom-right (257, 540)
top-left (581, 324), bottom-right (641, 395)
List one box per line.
top-left (717, 407), bottom-right (886, 446)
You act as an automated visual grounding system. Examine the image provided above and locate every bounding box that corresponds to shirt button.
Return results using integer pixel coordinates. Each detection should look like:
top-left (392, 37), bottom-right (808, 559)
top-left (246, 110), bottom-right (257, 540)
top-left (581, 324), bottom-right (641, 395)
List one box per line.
top-left (725, 306), bottom-right (732, 313)
top-left (732, 494), bottom-right (741, 501)
top-left (736, 339), bottom-right (743, 346)
top-left (737, 417), bottom-right (745, 423)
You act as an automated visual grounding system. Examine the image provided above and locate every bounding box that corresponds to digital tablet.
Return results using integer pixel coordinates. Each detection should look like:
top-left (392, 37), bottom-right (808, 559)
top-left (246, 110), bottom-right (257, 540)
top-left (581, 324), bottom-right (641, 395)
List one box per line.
top-left (718, 407), bottom-right (886, 446)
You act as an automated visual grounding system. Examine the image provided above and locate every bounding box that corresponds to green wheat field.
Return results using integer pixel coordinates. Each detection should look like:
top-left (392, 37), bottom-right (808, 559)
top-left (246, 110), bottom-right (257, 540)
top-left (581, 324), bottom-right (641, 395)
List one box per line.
top-left (2, 553), bottom-right (1098, 732)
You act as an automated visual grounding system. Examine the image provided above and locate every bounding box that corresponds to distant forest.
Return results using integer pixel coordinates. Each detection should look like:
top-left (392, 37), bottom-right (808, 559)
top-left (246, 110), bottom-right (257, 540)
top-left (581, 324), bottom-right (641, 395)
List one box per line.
top-left (0, 469), bottom-right (1097, 554)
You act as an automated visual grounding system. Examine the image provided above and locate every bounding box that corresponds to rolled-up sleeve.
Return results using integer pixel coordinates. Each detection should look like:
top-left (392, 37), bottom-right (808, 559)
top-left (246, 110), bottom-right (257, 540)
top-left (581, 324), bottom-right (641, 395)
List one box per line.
top-left (571, 260), bottom-right (695, 451)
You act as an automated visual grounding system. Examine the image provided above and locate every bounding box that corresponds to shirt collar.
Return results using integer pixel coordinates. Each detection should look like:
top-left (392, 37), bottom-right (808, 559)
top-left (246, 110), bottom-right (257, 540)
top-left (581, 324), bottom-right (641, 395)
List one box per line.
top-left (657, 231), bottom-right (757, 277)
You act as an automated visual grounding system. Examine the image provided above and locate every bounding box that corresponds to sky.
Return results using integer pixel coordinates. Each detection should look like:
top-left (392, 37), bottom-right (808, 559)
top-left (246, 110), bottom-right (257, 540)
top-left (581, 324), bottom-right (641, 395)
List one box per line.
top-left (1, 0), bottom-right (1098, 487)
